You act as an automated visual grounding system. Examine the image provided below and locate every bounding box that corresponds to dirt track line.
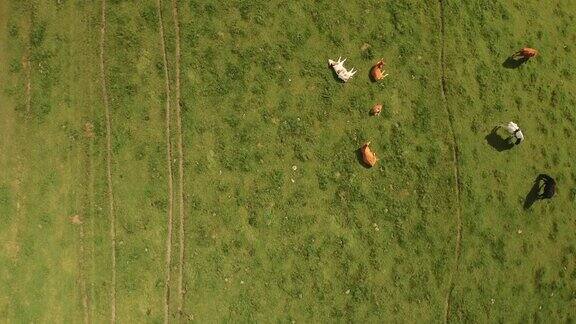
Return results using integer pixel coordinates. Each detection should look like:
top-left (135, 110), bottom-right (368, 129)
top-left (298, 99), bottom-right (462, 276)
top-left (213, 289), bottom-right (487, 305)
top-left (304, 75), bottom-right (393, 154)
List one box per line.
top-left (170, 0), bottom-right (187, 315)
top-left (77, 13), bottom-right (93, 324)
top-left (99, 0), bottom-right (117, 322)
top-left (24, 5), bottom-right (32, 116)
top-left (156, 0), bottom-right (175, 322)
top-left (79, 122), bottom-right (97, 324)
top-left (9, 155), bottom-right (24, 253)
top-left (87, 129), bottom-right (97, 323)
top-left (77, 220), bottom-right (90, 324)
top-left (83, 122), bottom-right (97, 324)
top-left (24, 52), bottom-right (31, 116)
top-left (75, 158), bottom-right (90, 324)
top-left (438, 1), bottom-right (463, 323)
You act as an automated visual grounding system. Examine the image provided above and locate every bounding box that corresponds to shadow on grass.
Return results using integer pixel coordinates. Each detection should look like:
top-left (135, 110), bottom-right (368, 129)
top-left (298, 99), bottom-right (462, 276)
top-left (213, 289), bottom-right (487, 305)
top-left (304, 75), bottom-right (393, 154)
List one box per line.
top-left (524, 175), bottom-right (544, 210)
top-left (355, 148), bottom-right (371, 169)
top-left (502, 56), bottom-right (528, 69)
top-left (485, 126), bottom-right (514, 152)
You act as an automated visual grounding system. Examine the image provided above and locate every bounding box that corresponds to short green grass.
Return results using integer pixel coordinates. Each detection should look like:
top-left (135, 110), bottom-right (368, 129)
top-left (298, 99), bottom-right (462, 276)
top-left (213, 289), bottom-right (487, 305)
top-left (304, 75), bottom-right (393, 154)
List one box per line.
top-left (0, 0), bottom-right (574, 322)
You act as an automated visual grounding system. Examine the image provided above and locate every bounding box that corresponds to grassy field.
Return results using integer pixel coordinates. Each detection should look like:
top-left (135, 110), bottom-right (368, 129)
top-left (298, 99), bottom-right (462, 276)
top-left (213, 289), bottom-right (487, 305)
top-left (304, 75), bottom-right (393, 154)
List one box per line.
top-left (0, 0), bottom-right (574, 322)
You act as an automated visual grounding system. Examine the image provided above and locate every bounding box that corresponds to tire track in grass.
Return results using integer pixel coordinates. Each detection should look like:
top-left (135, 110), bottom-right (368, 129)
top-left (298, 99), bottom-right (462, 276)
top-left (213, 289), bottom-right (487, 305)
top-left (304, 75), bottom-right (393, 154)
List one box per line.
top-left (76, 218), bottom-right (90, 324)
top-left (23, 4), bottom-right (33, 117)
top-left (73, 6), bottom-right (93, 321)
top-left (73, 157), bottom-right (90, 323)
top-left (85, 86), bottom-right (98, 324)
top-left (9, 156), bottom-right (24, 257)
top-left (155, 0), bottom-right (175, 322)
top-left (82, 10), bottom-right (98, 320)
top-left (98, 0), bottom-right (117, 322)
top-left (438, 1), bottom-right (463, 322)
top-left (79, 122), bottom-right (97, 324)
top-left (170, 0), bottom-right (187, 316)
top-left (87, 123), bottom-right (97, 323)
top-left (23, 51), bottom-right (31, 116)
top-left (71, 102), bottom-right (90, 324)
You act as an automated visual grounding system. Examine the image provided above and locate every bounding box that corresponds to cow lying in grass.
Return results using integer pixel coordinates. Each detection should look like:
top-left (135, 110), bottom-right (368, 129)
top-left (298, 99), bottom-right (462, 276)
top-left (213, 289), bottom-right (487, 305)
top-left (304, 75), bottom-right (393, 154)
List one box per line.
top-left (371, 104), bottom-right (382, 116)
top-left (537, 174), bottom-right (556, 199)
top-left (501, 121), bottom-right (525, 145)
top-left (370, 59), bottom-right (389, 81)
top-left (328, 57), bottom-right (357, 82)
top-left (360, 142), bottom-right (378, 167)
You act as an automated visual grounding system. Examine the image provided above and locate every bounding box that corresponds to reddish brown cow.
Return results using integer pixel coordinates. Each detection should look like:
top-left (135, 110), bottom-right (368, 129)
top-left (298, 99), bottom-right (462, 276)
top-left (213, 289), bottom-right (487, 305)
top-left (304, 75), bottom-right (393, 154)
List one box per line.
top-left (370, 59), bottom-right (389, 81)
top-left (360, 142), bottom-right (378, 167)
top-left (514, 47), bottom-right (538, 59)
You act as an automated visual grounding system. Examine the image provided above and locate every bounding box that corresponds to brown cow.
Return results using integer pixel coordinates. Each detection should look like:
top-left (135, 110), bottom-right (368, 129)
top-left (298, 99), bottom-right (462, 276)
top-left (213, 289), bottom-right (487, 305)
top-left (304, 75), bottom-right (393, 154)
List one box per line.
top-left (371, 104), bottom-right (382, 116)
top-left (370, 59), bottom-right (389, 81)
top-left (514, 47), bottom-right (538, 59)
top-left (360, 142), bottom-right (378, 167)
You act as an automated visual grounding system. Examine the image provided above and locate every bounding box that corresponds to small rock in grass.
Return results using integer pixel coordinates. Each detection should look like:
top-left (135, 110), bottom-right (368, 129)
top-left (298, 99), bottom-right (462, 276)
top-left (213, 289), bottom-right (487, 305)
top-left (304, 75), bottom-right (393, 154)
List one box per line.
top-left (84, 122), bottom-right (95, 138)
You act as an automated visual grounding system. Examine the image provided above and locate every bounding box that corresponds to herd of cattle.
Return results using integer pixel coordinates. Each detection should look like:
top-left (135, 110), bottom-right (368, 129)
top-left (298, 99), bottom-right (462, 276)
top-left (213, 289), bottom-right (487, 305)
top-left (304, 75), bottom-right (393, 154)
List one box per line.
top-left (328, 47), bottom-right (556, 204)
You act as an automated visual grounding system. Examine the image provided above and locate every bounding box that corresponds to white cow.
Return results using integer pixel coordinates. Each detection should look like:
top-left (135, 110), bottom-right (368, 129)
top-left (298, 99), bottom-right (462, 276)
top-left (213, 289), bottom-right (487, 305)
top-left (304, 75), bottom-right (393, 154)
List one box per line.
top-left (501, 121), bottom-right (524, 145)
top-left (328, 57), bottom-right (357, 82)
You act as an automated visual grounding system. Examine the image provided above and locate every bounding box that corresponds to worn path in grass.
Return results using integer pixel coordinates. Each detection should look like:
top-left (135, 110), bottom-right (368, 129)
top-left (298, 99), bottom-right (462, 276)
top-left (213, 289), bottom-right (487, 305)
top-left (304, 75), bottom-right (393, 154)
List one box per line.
top-left (155, 0), bottom-right (175, 322)
top-left (170, 0), bottom-right (188, 315)
top-left (99, 0), bottom-right (118, 321)
top-left (438, 0), bottom-right (464, 322)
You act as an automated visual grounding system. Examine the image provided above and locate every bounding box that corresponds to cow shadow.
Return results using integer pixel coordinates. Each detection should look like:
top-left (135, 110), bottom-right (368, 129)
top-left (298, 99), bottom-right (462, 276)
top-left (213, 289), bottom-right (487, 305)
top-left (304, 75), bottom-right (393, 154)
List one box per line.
top-left (355, 148), bottom-right (371, 169)
top-left (524, 175), bottom-right (545, 210)
top-left (485, 126), bottom-right (514, 151)
top-left (502, 56), bottom-right (528, 69)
